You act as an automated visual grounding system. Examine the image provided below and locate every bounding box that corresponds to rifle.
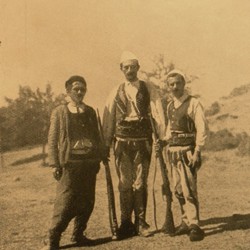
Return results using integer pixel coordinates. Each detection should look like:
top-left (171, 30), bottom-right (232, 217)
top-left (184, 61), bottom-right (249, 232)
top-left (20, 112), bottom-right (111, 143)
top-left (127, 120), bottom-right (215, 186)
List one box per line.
top-left (96, 109), bottom-right (119, 240)
top-left (149, 113), bottom-right (175, 235)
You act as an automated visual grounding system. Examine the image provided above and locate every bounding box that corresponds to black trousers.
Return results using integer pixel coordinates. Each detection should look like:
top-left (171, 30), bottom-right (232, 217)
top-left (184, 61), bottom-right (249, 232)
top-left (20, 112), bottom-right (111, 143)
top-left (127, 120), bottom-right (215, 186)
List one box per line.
top-left (50, 161), bottom-right (99, 236)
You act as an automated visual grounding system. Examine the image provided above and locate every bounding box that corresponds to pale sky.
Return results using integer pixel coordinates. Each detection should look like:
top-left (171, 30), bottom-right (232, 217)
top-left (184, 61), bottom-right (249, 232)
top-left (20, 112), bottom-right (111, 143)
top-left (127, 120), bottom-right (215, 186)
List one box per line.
top-left (0, 0), bottom-right (250, 109)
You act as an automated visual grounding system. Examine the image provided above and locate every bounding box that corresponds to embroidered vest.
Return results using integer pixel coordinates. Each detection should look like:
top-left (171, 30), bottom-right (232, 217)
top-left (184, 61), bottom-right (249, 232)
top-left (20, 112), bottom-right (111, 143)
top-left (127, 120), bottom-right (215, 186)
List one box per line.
top-left (114, 81), bottom-right (152, 138)
top-left (168, 96), bottom-right (196, 133)
top-left (115, 81), bottom-right (150, 119)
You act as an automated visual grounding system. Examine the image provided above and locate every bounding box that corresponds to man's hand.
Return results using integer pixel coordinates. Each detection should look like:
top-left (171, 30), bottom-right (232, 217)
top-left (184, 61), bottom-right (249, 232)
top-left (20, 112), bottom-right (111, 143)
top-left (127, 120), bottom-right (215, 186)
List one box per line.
top-left (188, 150), bottom-right (201, 169)
top-left (52, 166), bottom-right (63, 181)
top-left (154, 139), bottom-right (166, 157)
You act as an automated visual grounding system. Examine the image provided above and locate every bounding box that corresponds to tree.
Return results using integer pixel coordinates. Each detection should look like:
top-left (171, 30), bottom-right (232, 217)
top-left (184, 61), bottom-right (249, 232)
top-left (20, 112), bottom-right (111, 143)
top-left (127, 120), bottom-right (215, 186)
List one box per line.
top-left (0, 84), bottom-right (66, 159)
top-left (35, 84), bottom-right (66, 165)
top-left (140, 54), bottom-right (199, 101)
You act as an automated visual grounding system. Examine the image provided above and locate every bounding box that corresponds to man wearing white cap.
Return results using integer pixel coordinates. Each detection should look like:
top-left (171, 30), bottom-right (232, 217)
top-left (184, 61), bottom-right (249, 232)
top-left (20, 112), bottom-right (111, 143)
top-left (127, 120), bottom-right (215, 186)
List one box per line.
top-left (155, 70), bottom-right (207, 241)
top-left (102, 51), bottom-right (165, 238)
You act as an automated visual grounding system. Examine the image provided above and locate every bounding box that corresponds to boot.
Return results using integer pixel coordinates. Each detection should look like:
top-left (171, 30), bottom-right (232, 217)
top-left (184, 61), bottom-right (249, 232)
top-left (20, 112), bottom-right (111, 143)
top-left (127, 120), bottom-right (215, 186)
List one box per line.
top-left (71, 233), bottom-right (94, 246)
top-left (119, 190), bottom-right (134, 222)
top-left (134, 189), bottom-right (153, 237)
top-left (174, 221), bottom-right (189, 236)
top-left (137, 220), bottom-right (152, 237)
top-left (71, 217), bottom-right (94, 246)
top-left (189, 224), bottom-right (205, 241)
top-left (118, 190), bottom-right (135, 239)
top-left (118, 220), bottom-right (136, 239)
top-left (41, 230), bottom-right (60, 250)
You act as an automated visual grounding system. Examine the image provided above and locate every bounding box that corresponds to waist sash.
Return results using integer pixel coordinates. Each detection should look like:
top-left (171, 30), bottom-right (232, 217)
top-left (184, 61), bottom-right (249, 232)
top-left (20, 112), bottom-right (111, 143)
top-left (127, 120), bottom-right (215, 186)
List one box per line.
top-left (115, 118), bottom-right (152, 139)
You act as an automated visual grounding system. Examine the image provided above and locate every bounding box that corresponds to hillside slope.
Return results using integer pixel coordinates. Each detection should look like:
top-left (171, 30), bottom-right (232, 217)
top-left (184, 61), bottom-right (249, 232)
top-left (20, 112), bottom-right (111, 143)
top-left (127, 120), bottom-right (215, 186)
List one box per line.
top-left (206, 84), bottom-right (250, 135)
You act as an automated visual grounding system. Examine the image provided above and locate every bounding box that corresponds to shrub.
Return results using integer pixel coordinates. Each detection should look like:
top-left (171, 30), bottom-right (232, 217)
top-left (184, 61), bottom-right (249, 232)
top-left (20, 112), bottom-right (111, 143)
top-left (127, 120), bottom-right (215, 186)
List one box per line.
top-left (205, 101), bottom-right (220, 117)
top-left (216, 113), bottom-right (229, 121)
top-left (236, 132), bottom-right (250, 156)
top-left (229, 84), bottom-right (250, 98)
top-left (204, 129), bottom-right (240, 151)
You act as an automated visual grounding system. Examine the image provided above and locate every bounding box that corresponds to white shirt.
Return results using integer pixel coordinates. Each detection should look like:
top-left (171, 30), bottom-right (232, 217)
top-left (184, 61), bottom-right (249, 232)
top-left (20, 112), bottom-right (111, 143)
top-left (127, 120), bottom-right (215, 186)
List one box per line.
top-left (124, 80), bottom-right (140, 121)
top-left (67, 102), bottom-right (86, 113)
top-left (102, 81), bottom-right (166, 146)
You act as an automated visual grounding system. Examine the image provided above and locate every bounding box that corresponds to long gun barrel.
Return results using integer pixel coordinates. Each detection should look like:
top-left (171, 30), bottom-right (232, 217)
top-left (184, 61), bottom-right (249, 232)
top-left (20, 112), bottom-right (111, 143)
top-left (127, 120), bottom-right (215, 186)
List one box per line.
top-left (149, 113), bottom-right (175, 235)
top-left (96, 109), bottom-right (119, 240)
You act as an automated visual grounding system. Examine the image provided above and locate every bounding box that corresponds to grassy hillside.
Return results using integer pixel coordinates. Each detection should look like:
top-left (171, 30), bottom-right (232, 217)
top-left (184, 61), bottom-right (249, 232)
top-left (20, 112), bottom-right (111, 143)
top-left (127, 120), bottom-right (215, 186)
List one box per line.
top-left (1, 146), bottom-right (250, 250)
top-left (206, 83), bottom-right (250, 135)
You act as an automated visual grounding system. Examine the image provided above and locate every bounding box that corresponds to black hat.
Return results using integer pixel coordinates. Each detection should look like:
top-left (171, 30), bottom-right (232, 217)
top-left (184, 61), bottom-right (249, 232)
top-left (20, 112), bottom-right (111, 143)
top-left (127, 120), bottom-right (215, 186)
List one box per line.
top-left (65, 75), bottom-right (86, 90)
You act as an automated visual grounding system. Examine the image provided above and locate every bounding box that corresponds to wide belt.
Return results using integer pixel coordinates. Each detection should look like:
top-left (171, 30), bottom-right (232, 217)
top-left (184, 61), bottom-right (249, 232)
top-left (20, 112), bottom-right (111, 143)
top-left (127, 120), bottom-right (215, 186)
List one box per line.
top-left (171, 132), bottom-right (195, 138)
top-left (115, 118), bottom-right (152, 139)
top-left (168, 133), bottom-right (195, 147)
top-left (116, 137), bottom-right (149, 142)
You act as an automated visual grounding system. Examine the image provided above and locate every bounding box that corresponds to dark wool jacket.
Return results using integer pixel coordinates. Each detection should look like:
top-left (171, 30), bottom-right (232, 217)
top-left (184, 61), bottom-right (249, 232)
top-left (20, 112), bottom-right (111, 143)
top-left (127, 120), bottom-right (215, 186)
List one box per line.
top-left (48, 104), bottom-right (101, 167)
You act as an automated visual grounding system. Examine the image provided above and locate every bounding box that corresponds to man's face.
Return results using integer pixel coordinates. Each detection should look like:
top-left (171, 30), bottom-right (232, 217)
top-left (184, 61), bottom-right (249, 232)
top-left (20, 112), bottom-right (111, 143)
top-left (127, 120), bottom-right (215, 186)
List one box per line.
top-left (120, 59), bottom-right (140, 82)
top-left (168, 75), bottom-right (185, 98)
top-left (67, 81), bottom-right (86, 104)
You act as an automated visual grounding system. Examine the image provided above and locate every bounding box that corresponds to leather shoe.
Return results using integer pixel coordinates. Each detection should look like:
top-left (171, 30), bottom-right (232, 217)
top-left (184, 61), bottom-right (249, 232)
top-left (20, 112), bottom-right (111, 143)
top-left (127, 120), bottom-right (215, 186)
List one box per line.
top-left (161, 221), bottom-right (175, 236)
top-left (41, 230), bottom-right (60, 250)
top-left (174, 221), bottom-right (189, 236)
top-left (118, 220), bottom-right (136, 239)
top-left (137, 221), bottom-right (153, 237)
top-left (71, 235), bottom-right (94, 246)
top-left (189, 224), bottom-right (205, 241)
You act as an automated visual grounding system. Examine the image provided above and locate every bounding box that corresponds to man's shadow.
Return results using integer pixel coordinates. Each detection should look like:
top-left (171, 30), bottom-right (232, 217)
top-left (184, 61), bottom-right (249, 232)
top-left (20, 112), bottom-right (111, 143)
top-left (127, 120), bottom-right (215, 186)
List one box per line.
top-left (200, 213), bottom-right (250, 237)
top-left (60, 236), bottom-right (113, 249)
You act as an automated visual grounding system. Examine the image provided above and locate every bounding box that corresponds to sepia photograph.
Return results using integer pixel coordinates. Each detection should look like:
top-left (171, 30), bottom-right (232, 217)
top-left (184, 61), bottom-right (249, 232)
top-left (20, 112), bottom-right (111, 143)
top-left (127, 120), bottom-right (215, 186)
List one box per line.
top-left (0, 0), bottom-right (250, 249)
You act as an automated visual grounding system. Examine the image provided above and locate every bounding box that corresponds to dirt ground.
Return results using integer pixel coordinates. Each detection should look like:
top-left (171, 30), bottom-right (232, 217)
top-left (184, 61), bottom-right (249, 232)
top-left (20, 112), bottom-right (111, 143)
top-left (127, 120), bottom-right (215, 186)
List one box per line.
top-left (1, 146), bottom-right (250, 250)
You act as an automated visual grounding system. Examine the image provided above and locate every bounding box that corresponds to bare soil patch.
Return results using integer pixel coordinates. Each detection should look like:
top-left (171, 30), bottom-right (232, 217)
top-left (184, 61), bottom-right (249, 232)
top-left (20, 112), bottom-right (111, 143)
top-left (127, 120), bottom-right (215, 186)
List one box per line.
top-left (1, 147), bottom-right (250, 250)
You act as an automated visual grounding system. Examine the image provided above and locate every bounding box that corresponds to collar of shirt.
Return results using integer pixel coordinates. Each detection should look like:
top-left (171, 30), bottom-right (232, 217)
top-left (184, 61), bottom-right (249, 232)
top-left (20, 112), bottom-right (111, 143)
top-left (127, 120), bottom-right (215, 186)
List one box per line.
top-left (125, 79), bottom-right (140, 88)
top-left (172, 92), bottom-right (189, 109)
top-left (67, 102), bottom-right (86, 113)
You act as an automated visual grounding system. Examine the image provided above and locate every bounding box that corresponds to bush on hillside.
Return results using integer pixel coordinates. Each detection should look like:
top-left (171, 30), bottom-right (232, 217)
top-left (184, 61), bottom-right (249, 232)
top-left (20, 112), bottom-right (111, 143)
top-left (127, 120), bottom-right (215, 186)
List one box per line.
top-left (204, 129), bottom-right (240, 151)
top-left (221, 84), bottom-right (250, 99)
top-left (205, 101), bottom-right (220, 117)
top-left (229, 84), bottom-right (250, 98)
top-left (236, 132), bottom-right (250, 156)
top-left (216, 113), bottom-right (229, 121)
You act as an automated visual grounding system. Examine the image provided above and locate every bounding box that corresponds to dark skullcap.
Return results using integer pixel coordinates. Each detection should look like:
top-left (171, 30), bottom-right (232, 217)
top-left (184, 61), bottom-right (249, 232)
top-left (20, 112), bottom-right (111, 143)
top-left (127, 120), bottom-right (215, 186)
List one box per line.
top-left (65, 75), bottom-right (87, 90)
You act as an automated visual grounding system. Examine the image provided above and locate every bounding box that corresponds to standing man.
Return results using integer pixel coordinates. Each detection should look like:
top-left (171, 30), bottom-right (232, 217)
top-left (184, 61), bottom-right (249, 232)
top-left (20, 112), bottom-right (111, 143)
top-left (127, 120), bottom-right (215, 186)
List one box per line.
top-left (42, 75), bottom-right (102, 250)
top-left (155, 70), bottom-right (207, 241)
top-left (102, 51), bottom-right (165, 238)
